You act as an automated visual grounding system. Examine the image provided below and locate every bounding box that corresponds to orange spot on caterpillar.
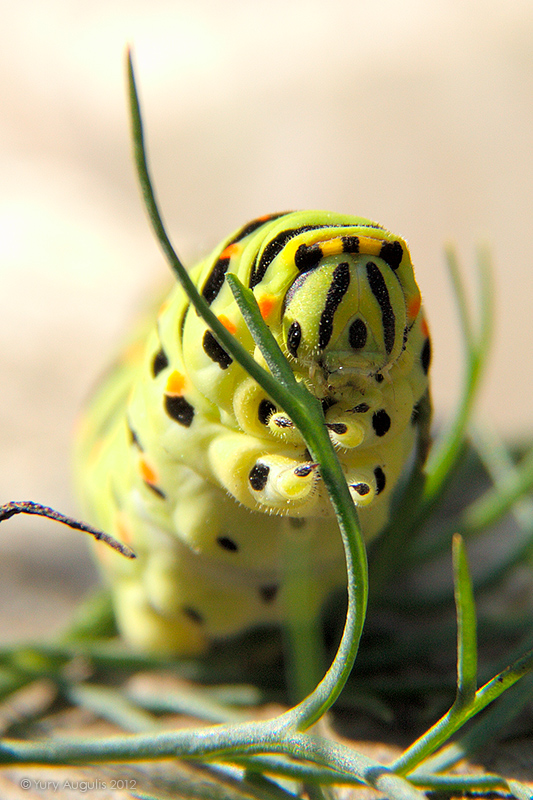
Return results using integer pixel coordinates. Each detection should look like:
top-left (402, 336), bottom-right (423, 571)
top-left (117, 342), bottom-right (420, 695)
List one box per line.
top-left (408, 295), bottom-right (422, 320)
top-left (421, 316), bottom-right (430, 338)
top-left (166, 370), bottom-right (185, 396)
top-left (140, 457), bottom-right (158, 485)
top-left (220, 243), bottom-right (241, 259)
top-left (218, 314), bottom-right (237, 335)
top-left (258, 295), bottom-right (276, 319)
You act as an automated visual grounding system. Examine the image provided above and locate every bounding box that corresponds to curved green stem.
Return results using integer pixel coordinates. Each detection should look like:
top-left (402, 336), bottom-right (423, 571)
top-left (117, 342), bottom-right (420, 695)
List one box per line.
top-left (127, 47), bottom-right (367, 733)
top-left (0, 729), bottom-right (423, 799)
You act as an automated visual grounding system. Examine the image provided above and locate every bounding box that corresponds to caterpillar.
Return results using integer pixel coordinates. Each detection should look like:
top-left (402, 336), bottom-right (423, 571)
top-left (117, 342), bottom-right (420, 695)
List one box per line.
top-left (74, 210), bottom-right (431, 655)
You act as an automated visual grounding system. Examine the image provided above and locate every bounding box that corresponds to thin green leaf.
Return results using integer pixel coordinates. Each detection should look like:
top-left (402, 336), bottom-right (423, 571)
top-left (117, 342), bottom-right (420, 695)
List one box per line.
top-left (413, 672), bottom-right (533, 774)
top-left (127, 46), bottom-right (368, 738)
top-left (423, 246), bottom-right (493, 503)
top-left (472, 426), bottom-right (533, 529)
top-left (416, 436), bottom-right (533, 567)
top-left (65, 683), bottom-right (160, 732)
top-left (452, 534), bottom-right (477, 706)
top-left (409, 773), bottom-right (513, 792)
top-left (132, 763), bottom-right (292, 800)
top-left (127, 50), bottom-right (285, 406)
top-left (462, 442), bottom-right (533, 533)
top-left (444, 245), bottom-right (476, 349)
top-left (507, 779), bottom-right (533, 800)
top-left (59, 589), bottom-right (117, 643)
top-left (302, 782), bottom-right (335, 800)
top-left (0, 726), bottom-right (428, 799)
top-left (280, 525), bottom-right (325, 704)
top-left (127, 682), bottom-right (251, 724)
top-left (231, 754), bottom-right (365, 786)
top-left (242, 774), bottom-right (302, 800)
top-left (226, 273), bottom-right (297, 388)
top-left (391, 647), bottom-right (533, 775)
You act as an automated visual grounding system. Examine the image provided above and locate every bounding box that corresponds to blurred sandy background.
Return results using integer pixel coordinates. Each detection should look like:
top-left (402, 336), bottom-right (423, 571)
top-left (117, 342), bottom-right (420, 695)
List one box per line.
top-left (1, 0), bottom-right (533, 641)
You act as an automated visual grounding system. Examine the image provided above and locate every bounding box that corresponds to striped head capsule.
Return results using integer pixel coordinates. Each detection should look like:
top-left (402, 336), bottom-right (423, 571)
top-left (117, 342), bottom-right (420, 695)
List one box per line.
top-left (282, 249), bottom-right (408, 384)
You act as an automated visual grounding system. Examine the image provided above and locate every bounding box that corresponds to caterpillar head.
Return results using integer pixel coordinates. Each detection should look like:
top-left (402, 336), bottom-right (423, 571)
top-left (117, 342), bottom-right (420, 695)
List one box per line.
top-left (282, 253), bottom-right (408, 386)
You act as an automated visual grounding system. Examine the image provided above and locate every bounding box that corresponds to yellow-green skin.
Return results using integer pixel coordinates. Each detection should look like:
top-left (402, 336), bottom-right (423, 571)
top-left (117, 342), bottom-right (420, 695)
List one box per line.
top-left (75, 211), bottom-right (431, 655)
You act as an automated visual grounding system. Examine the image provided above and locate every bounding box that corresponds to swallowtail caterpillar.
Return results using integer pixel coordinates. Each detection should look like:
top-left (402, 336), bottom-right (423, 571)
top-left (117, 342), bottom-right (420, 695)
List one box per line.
top-left (75, 210), bottom-right (431, 655)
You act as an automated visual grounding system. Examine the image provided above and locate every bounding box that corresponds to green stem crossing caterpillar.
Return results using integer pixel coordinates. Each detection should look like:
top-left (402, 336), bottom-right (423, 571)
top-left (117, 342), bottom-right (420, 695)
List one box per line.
top-left (74, 210), bottom-right (431, 655)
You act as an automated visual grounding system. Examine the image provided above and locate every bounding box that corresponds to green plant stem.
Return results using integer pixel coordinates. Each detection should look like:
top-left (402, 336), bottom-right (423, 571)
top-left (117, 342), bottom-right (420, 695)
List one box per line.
top-left (239, 755), bottom-right (521, 794)
top-left (389, 535), bottom-right (478, 774)
top-left (453, 535), bottom-right (477, 706)
top-left (409, 774), bottom-right (517, 792)
top-left (472, 427), bottom-right (533, 529)
top-left (127, 48), bottom-right (368, 734)
top-left (391, 534), bottom-right (533, 776)
top-left (411, 437), bottom-right (533, 566)
top-left (391, 647), bottom-right (533, 775)
top-left (462, 441), bottom-right (533, 533)
top-left (127, 52), bottom-right (291, 406)
top-left (422, 246), bottom-right (493, 504)
top-left (414, 672), bottom-right (533, 774)
top-left (280, 526), bottom-right (325, 703)
top-left (64, 683), bottom-right (160, 732)
top-left (232, 754), bottom-right (366, 786)
top-left (0, 729), bottom-right (424, 799)
top-left (227, 274), bottom-right (367, 730)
